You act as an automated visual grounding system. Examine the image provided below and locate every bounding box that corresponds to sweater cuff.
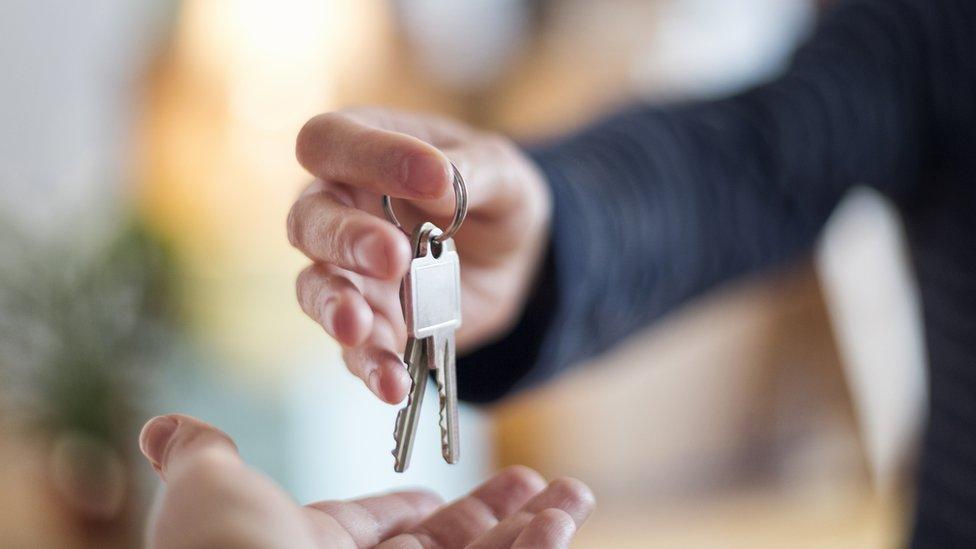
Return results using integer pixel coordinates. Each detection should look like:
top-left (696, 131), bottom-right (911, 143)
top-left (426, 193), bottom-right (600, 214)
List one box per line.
top-left (456, 146), bottom-right (572, 403)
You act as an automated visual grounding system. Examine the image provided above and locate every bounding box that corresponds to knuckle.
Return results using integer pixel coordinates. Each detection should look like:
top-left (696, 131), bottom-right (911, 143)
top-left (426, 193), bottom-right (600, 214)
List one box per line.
top-left (289, 195), bottom-right (351, 265)
top-left (295, 265), bottom-right (317, 303)
top-left (295, 115), bottom-right (323, 166)
top-left (296, 112), bottom-right (344, 167)
top-left (325, 213), bottom-right (355, 265)
top-left (286, 201), bottom-right (304, 248)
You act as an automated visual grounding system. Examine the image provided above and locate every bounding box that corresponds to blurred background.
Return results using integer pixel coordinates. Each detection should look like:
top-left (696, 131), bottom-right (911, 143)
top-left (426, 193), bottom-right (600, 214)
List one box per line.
top-left (0, 0), bottom-right (925, 547)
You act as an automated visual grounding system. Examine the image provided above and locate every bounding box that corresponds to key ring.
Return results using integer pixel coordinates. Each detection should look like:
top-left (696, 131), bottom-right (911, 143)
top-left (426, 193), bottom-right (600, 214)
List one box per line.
top-left (382, 161), bottom-right (467, 243)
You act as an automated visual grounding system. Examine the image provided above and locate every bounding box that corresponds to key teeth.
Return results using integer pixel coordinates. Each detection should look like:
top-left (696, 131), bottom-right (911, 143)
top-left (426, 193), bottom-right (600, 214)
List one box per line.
top-left (392, 408), bottom-right (406, 457)
top-left (437, 373), bottom-right (451, 458)
top-left (392, 376), bottom-right (415, 463)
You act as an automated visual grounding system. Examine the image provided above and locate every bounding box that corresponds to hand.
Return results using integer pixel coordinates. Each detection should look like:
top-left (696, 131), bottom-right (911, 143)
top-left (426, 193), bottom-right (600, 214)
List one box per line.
top-left (140, 414), bottom-right (594, 549)
top-left (289, 108), bottom-right (551, 404)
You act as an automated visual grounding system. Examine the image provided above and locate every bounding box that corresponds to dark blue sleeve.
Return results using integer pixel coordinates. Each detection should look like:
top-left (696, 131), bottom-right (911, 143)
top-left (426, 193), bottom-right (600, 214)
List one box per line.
top-left (457, 0), bottom-right (935, 402)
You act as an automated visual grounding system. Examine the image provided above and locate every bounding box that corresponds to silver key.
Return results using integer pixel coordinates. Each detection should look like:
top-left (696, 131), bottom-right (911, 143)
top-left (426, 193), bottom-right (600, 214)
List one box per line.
top-left (431, 332), bottom-right (459, 463)
top-left (392, 337), bottom-right (427, 472)
top-left (403, 225), bottom-right (462, 342)
top-left (416, 229), bottom-right (461, 465)
top-left (391, 222), bottom-right (462, 471)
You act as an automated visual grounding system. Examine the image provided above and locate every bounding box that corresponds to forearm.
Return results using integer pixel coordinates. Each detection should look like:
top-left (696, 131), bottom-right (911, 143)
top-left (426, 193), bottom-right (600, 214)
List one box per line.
top-left (459, 0), bottom-right (931, 401)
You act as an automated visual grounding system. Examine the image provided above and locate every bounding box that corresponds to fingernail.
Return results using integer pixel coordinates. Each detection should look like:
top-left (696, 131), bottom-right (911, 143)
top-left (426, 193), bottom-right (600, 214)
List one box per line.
top-left (403, 153), bottom-right (450, 197)
top-left (354, 233), bottom-right (389, 276)
top-left (139, 415), bottom-right (179, 474)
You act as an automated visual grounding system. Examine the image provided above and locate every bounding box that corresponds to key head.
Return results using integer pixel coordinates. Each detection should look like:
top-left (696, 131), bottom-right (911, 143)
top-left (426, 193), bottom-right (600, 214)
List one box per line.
top-left (403, 222), bottom-right (462, 340)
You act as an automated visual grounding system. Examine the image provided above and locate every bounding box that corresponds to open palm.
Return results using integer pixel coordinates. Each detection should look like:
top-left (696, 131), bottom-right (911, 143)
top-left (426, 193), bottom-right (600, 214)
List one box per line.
top-left (140, 414), bottom-right (594, 548)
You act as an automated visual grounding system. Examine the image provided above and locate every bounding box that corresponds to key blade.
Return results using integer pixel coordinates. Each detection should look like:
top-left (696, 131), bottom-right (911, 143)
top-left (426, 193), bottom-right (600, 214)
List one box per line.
top-left (430, 333), bottom-right (460, 464)
top-left (392, 341), bottom-right (428, 473)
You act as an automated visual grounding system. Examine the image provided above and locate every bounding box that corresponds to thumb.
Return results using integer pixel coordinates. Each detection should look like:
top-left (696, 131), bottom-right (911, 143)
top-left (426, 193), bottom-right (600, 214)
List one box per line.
top-left (139, 414), bottom-right (239, 481)
top-left (408, 138), bottom-right (525, 221)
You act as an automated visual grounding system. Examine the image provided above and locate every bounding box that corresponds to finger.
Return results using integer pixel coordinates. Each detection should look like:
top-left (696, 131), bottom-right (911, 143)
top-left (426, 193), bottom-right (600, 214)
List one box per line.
top-left (297, 264), bottom-right (373, 347)
top-left (304, 489), bottom-right (443, 547)
top-left (141, 415), bottom-right (320, 549)
top-left (378, 466), bottom-right (547, 548)
top-left (309, 261), bottom-right (407, 342)
top-left (511, 509), bottom-right (577, 549)
top-left (513, 477), bottom-right (594, 527)
top-left (342, 316), bottom-right (411, 404)
top-left (288, 185), bottom-right (412, 280)
top-left (343, 345), bottom-right (411, 404)
top-left (296, 112), bottom-right (452, 199)
top-left (467, 477), bottom-right (595, 549)
top-left (138, 414), bottom-right (239, 481)
top-left (389, 136), bottom-right (528, 221)
top-left (297, 261), bottom-right (411, 404)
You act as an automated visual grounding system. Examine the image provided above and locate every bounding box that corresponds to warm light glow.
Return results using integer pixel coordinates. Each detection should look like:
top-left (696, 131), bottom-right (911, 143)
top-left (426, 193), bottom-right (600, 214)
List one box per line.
top-left (139, 0), bottom-right (392, 368)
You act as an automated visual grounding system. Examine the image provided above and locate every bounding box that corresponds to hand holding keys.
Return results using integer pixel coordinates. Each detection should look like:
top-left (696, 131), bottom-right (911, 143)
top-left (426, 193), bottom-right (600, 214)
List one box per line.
top-left (291, 109), bottom-right (551, 469)
top-left (385, 164), bottom-right (467, 472)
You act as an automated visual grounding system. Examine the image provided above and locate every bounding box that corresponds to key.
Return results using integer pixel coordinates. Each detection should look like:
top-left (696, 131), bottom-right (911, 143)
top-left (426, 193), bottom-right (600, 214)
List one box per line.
top-left (431, 332), bottom-right (460, 463)
top-left (391, 221), bottom-right (462, 471)
top-left (392, 336), bottom-right (427, 472)
top-left (392, 224), bottom-right (437, 471)
top-left (411, 225), bottom-right (461, 464)
top-left (417, 233), bottom-right (461, 464)
top-left (403, 224), bottom-right (462, 343)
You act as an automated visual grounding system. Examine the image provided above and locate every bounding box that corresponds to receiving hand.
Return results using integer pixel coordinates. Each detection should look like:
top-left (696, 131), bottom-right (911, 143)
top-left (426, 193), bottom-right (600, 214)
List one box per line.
top-left (140, 414), bottom-right (594, 548)
top-left (288, 108), bottom-right (551, 404)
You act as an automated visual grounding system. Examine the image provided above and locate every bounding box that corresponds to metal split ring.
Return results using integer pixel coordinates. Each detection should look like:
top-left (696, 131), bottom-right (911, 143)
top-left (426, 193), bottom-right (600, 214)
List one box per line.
top-left (382, 161), bottom-right (467, 242)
